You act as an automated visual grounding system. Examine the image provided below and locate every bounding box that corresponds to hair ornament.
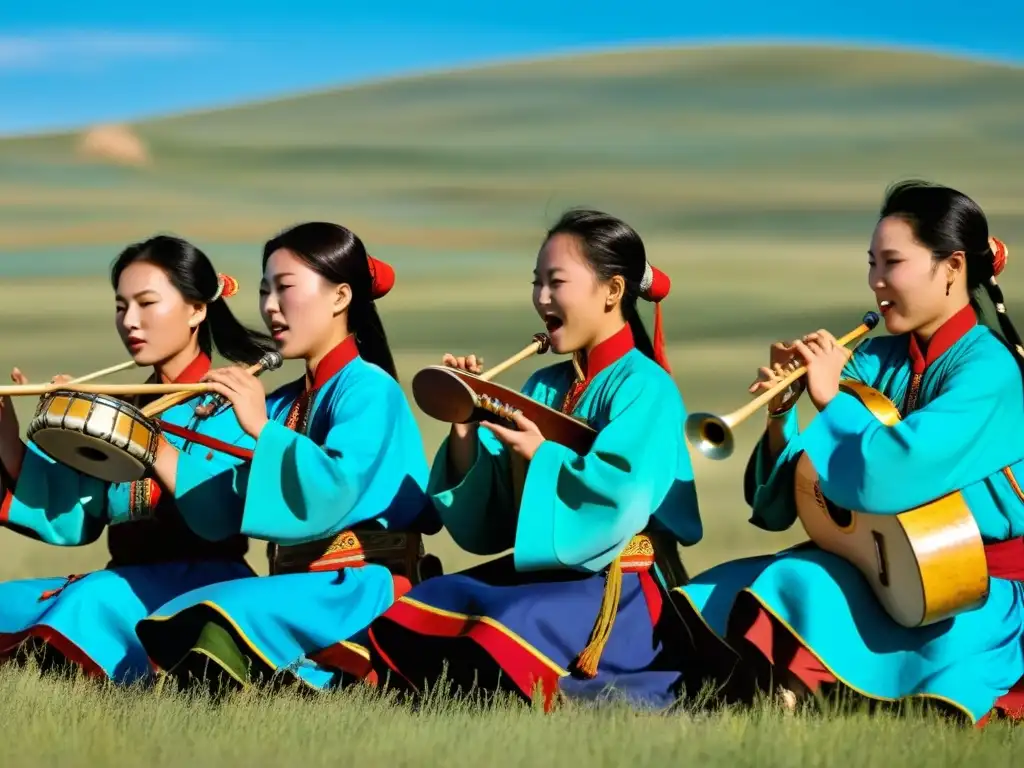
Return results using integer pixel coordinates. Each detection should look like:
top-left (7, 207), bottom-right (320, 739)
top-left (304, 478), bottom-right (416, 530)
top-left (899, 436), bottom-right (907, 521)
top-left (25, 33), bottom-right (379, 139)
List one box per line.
top-left (367, 255), bottom-right (395, 300)
top-left (990, 237), bottom-right (1008, 278)
top-left (210, 273), bottom-right (239, 302)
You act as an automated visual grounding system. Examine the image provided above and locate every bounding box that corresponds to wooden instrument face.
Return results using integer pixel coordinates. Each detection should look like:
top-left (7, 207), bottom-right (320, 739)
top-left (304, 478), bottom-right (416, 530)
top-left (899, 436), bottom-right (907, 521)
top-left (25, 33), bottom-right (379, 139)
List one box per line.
top-left (793, 379), bottom-right (990, 628)
top-left (412, 365), bottom-right (597, 454)
top-left (28, 390), bottom-right (159, 483)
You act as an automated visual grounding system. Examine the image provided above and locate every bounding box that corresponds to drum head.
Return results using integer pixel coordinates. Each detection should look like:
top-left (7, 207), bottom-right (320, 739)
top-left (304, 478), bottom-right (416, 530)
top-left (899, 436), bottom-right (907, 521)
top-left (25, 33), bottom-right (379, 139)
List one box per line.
top-left (412, 366), bottom-right (479, 424)
top-left (31, 427), bottom-right (147, 484)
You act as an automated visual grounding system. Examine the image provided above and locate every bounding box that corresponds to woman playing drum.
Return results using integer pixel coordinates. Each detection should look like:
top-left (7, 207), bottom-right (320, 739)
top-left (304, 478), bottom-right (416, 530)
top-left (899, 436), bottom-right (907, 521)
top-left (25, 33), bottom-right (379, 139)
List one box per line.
top-left (364, 208), bottom-right (701, 710)
top-left (135, 221), bottom-right (439, 692)
top-left (672, 180), bottom-right (1024, 726)
top-left (0, 235), bottom-right (275, 683)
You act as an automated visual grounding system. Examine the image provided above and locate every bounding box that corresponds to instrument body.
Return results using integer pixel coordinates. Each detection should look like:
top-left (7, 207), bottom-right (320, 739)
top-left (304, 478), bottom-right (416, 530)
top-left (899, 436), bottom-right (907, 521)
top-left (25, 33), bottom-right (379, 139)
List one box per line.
top-left (794, 379), bottom-right (990, 628)
top-left (26, 352), bottom-right (283, 483)
top-left (28, 390), bottom-right (159, 483)
top-left (413, 365), bottom-right (597, 455)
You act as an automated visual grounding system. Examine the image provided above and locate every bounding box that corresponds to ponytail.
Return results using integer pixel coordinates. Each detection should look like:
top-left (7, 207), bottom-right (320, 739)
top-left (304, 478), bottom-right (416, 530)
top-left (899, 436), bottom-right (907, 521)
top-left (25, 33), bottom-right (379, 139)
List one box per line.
top-left (980, 238), bottom-right (1024, 357)
top-left (349, 299), bottom-right (399, 381)
top-left (627, 307), bottom-right (658, 364)
top-left (201, 295), bottom-right (277, 366)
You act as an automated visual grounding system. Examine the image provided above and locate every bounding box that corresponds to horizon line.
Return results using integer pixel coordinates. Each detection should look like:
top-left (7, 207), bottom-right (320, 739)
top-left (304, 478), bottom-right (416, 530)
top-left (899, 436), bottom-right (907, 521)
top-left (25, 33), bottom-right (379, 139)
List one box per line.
top-left (3, 36), bottom-right (1022, 140)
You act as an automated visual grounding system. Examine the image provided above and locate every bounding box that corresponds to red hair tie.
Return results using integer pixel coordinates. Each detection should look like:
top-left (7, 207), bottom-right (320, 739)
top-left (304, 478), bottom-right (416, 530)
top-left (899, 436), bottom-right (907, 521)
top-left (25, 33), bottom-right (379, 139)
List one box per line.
top-left (990, 237), bottom-right (1008, 278)
top-left (639, 262), bottom-right (671, 373)
top-left (212, 273), bottom-right (239, 301)
top-left (367, 255), bottom-right (395, 300)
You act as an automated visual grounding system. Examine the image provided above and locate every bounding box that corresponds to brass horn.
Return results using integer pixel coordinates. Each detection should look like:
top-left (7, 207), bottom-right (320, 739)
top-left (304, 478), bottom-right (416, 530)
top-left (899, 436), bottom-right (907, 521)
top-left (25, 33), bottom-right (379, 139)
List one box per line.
top-left (684, 310), bottom-right (881, 461)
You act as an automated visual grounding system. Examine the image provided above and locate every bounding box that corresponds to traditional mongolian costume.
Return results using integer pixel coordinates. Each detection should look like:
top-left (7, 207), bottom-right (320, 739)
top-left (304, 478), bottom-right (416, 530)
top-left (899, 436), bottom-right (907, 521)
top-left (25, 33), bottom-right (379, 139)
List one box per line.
top-left (0, 351), bottom-right (255, 683)
top-left (137, 260), bottom-right (441, 692)
top-left (366, 264), bottom-right (702, 710)
top-left (673, 294), bottom-right (1024, 726)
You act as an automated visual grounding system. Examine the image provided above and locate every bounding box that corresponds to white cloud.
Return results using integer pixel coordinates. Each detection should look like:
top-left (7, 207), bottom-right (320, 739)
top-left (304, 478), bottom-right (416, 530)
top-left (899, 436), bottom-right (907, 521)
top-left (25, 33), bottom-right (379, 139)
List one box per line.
top-left (0, 31), bottom-right (206, 71)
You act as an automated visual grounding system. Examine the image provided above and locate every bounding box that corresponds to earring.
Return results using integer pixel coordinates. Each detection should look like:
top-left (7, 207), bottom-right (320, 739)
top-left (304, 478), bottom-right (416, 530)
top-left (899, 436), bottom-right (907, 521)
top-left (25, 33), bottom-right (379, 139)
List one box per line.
top-left (946, 281), bottom-right (952, 296)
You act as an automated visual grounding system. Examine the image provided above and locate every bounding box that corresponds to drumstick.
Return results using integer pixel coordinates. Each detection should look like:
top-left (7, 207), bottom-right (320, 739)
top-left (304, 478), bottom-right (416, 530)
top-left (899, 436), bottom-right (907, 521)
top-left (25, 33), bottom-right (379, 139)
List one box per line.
top-left (0, 382), bottom-right (214, 397)
top-left (7, 360), bottom-right (138, 394)
top-left (66, 360), bottom-right (138, 385)
top-left (478, 333), bottom-right (551, 382)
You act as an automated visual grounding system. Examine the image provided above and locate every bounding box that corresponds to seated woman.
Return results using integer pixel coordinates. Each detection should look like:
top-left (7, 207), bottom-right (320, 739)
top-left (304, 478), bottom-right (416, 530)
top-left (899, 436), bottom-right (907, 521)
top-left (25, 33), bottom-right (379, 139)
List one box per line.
top-left (135, 221), bottom-right (440, 693)
top-left (672, 180), bottom-right (1024, 727)
top-left (0, 235), bottom-right (274, 683)
top-left (365, 208), bottom-right (701, 711)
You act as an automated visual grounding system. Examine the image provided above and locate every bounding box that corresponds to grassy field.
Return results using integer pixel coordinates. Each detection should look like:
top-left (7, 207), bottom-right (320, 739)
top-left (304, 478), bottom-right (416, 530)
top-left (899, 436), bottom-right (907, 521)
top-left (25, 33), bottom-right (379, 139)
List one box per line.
top-left (1, 43), bottom-right (1024, 763)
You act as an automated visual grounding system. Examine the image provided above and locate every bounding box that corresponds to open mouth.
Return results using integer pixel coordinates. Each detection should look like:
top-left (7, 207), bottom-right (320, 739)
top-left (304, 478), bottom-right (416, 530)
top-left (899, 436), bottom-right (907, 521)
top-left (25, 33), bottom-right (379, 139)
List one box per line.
top-left (543, 314), bottom-right (564, 333)
top-left (879, 300), bottom-right (895, 314)
top-left (270, 323), bottom-right (289, 339)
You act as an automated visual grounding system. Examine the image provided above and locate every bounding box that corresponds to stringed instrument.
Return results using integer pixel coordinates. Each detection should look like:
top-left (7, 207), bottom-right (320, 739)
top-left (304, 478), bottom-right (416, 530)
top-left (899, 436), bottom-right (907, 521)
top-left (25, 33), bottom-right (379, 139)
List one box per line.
top-left (412, 333), bottom-right (598, 455)
top-left (793, 379), bottom-right (990, 628)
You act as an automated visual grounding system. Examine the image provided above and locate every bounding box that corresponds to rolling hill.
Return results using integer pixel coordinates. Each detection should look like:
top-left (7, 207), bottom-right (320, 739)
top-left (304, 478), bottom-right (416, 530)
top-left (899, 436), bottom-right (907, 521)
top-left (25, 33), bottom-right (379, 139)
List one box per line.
top-left (1, 44), bottom-right (1022, 272)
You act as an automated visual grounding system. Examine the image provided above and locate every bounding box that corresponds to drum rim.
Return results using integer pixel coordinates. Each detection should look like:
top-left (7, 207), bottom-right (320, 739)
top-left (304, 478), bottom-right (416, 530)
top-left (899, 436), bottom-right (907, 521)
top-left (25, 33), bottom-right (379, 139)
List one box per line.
top-left (45, 388), bottom-right (151, 420)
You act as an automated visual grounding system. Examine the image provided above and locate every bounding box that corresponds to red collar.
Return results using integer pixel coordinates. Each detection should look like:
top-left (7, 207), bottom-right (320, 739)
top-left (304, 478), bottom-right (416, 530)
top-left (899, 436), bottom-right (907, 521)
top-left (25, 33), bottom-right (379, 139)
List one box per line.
top-left (907, 304), bottom-right (977, 374)
top-left (308, 334), bottom-right (359, 390)
top-left (574, 323), bottom-right (635, 381)
top-left (154, 352), bottom-right (211, 385)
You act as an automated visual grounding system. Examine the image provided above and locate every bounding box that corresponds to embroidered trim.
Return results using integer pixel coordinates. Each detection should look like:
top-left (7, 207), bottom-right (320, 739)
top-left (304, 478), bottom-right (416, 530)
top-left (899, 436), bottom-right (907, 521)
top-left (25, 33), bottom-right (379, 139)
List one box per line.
top-left (127, 478), bottom-right (158, 521)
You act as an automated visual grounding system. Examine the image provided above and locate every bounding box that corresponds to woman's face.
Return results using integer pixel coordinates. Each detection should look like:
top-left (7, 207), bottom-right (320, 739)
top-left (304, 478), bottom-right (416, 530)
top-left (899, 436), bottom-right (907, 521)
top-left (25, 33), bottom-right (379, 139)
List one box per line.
top-left (260, 247), bottom-right (345, 360)
top-left (114, 261), bottom-right (204, 366)
top-left (868, 215), bottom-right (962, 336)
top-left (532, 233), bottom-right (615, 355)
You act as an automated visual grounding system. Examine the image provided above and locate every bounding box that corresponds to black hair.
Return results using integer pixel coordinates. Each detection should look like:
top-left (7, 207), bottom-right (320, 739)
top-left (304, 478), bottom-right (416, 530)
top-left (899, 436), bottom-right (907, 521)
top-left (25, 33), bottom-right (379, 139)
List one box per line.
top-left (262, 222), bottom-right (398, 380)
top-left (111, 235), bottom-right (275, 365)
top-left (879, 180), bottom-right (1024, 371)
top-left (544, 208), bottom-right (658, 365)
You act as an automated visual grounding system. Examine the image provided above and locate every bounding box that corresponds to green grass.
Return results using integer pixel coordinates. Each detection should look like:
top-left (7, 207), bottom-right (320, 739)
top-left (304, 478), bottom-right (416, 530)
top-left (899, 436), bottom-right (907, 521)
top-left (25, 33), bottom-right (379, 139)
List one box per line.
top-left (1, 42), bottom-right (1023, 763)
top-left (3, 663), bottom-right (1022, 767)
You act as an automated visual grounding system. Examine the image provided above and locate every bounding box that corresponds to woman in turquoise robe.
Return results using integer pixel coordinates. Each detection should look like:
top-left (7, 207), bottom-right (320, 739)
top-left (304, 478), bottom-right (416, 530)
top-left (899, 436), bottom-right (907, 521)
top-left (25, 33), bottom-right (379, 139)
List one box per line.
top-left (136, 221), bottom-right (440, 693)
top-left (365, 209), bottom-right (701, 711)
top-left (672, 180), bottom-right (1024, 726)
top-left (0, 235), bottom-right (275, 683)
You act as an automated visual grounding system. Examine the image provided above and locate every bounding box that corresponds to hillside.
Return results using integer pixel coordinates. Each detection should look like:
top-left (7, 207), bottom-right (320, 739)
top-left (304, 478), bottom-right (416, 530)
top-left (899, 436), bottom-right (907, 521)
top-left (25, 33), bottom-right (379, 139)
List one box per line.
top-left (1, 44), bottom-right (1022, 272)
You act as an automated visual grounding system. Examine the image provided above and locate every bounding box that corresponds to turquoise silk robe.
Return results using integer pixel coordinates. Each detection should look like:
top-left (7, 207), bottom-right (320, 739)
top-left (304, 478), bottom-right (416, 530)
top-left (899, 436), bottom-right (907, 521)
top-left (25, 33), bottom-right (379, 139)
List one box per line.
top-left (674, 305), bottom-right (1024, 724)
top-left (0, 352), bottom-right (255, 683)
top-left (366, 323), bottom-right (702, 709)
top-left (136, 336), bottom-right (438, 691)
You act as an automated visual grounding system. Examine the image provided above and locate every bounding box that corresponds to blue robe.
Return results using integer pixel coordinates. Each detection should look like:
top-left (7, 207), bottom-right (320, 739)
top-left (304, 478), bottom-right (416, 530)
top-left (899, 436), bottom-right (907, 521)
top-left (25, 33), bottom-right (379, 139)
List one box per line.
top-left (367, 327), bottom-right (701, 710)
top-left (673, 308), bottom-right (1024, 724)
top-left (0, 358), bottom-right (254, 683)
top-left (136, 343), bottom-right (438, 692)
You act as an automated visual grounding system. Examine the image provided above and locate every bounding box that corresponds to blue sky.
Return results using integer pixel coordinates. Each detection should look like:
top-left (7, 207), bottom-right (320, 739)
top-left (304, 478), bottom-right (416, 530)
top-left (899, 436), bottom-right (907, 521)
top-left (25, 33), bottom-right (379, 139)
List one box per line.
top-left (2, 0), bottom-right (1022, 135)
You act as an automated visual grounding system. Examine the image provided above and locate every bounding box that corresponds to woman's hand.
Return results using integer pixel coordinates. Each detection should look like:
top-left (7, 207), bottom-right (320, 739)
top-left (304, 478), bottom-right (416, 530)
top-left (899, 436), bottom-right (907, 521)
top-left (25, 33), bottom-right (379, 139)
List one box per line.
top-left (790, 329), bottom-right (850, 411)
top-left (749, 342), bottom-right (805, 414)
top-left (479, 411), bottom-right (544, 461)
top-left (200, 366), bottom-right (269, 439)
top-left (442, 352), bottom-right (484, 440)
top-left (0, 368), bottom-right (28, 478)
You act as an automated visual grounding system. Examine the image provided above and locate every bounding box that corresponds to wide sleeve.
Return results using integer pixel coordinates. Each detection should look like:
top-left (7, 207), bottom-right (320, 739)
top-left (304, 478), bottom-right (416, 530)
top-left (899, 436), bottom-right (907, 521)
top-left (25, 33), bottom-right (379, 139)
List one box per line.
top-left (427, 426), bottom-right (515, 556)
top-left (171, 411), bottom-right (257, 542)
top-left (1, 443), bottom-right (108, 546)
top-left (803, 345), bottom-right (1022, 514)
top-left (743, 344), bottom-right (873, 532)
top-left (235, 380), bottom-right (426, 544)
top-left (513, 372), bottom-right (683, 573)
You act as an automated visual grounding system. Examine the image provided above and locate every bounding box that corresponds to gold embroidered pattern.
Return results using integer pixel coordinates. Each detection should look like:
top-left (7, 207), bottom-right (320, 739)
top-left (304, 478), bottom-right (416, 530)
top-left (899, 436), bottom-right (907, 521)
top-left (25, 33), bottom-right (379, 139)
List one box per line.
top-left (903, 372), bottom-right (923, 415)
top-left (128, 478), bottom-right (156, 521)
